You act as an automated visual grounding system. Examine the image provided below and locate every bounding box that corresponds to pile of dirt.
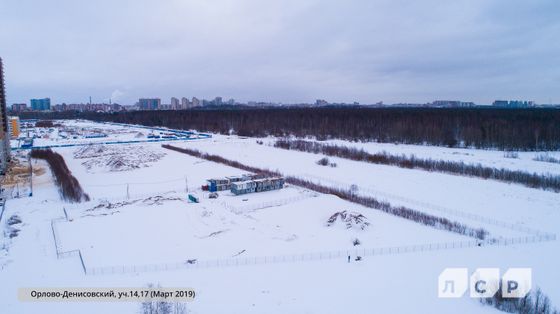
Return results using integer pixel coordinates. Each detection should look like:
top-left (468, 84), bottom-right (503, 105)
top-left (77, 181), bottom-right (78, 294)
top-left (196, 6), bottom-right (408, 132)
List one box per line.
top-left (74, 144), bottom-right (108, 159)
top-left (86, 199), bottom-right (139, 211)
top-left (5, 215), bottom-right (22, 238)
top-left (74, 144), bottom-right (165, 172)
top-left (326, 210), bottom-right (370, 230)
top-left (141, 195), bottom-right (182, 206)
top-left (1, 158), bottom-right (45, 186)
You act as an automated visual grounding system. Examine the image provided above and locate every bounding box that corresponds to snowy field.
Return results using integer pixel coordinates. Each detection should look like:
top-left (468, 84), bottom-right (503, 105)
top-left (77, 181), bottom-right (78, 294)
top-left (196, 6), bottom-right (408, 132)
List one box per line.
top-left (313, 138), bottom-right (560, 176)
top-left (1, 120), bottom-right (558, 314)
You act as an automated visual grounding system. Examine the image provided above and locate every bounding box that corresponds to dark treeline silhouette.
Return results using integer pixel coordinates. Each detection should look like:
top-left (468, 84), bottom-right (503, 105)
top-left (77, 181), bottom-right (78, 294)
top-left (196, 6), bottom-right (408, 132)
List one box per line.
top-left (481, 286), bottom-right (558, 314)
top-left (20, 107), bottom-right (560, 150)
top-left (34, 120), bottom-right (55, 128)
top-left (30, 149), bottom-right (90, 203)
top-left (162, 144), bottom-right (489, 239)
top-left (274, 139), bottom-right (560, 192)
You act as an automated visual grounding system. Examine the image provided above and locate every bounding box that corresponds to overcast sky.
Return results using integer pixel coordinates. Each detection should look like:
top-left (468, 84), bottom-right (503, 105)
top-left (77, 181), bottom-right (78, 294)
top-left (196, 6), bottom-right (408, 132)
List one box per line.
top-left (1, 0), bottom-right (559, 105)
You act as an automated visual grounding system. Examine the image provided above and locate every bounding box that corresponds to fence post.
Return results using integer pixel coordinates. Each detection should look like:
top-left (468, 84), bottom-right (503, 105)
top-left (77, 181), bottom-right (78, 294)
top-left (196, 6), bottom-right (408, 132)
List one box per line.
top-left (78, 251), bottom-right (87, 275)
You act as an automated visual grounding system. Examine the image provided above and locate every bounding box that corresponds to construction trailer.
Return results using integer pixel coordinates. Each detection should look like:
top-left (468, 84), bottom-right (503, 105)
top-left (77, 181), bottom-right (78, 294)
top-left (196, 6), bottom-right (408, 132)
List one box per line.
top-left (230, 180), bottom-right (257, 195)
top-left (207, 174), bottom-right (264, 192)
top-left (207, 178), bottom-right (230, 192)
top-left (231, 177), bottom-right (285, 195)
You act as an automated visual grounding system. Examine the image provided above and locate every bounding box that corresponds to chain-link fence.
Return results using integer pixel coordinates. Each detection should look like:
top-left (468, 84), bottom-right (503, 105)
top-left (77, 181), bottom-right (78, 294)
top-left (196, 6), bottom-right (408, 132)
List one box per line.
top-left (300, 173), bottom-right (554, 237)
top-left (222, 193), bottom-right (318, 213)
top-left (51, 214), bottom-right (87, 274)
top-left (52, 177), bottom-right (557, 277)
top-left (86, 233), bottom-right (556, 276)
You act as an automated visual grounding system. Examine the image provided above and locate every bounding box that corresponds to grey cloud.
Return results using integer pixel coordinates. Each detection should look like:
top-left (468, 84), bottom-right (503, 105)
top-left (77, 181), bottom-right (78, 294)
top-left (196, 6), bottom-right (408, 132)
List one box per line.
top-left (0, 0), bottom-right (559, 105)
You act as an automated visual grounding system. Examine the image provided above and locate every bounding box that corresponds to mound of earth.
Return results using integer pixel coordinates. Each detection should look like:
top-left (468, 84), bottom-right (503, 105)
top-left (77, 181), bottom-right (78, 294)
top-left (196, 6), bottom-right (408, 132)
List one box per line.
top-left (326, 210), bottom-right (370, 230)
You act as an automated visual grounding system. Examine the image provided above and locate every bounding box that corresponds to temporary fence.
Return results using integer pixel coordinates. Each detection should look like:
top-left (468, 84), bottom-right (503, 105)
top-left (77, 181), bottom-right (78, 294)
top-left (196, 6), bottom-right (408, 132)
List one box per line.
top-left (1, 180), bottom-right (32, 200)
top-left (13, 134), bottom-right (212, 151)
top-left (50, 211), bottom-right (87, 274)
top-left (12, 122), bottom-right (212, 151)
top-left (101, 121), bottom-right (212, 138)
top-left (300, 173), bottom-right (555, 237)
top-left (222, 193), bottom-right (318, 213)
top-left (0, 157), bottom-right (33, 200)
top-left (51, 174), bottom-right (557, 276)
top-left (79, 176), bottom-right (203, 203)
top-left (68, 186), bottom-right (316, 215)
top-left (86, 233), bottom-right (556, 276)
top-left (64, 189), bottom-right (193, 212)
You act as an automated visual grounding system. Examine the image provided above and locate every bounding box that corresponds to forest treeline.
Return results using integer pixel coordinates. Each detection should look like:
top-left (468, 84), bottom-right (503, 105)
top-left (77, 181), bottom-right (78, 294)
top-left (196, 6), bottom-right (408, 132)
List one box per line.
top-left (274, 139), bottom-right (560, 192)
top-left (162, 144), bottom-right (489, 240)
top-left (482, 287), bottom-right (558, 314)
top-left (30, 149), bottom-right (90, 203)
top-left (20, 107), bottom-right (560, 150)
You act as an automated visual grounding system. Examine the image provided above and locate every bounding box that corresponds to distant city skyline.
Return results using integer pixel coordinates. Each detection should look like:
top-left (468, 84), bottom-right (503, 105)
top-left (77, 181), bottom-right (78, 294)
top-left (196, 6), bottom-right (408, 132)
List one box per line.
top-left (1, 0), bottom-right (559, 105)
top-left (12, 96), bottom-right (558, 113)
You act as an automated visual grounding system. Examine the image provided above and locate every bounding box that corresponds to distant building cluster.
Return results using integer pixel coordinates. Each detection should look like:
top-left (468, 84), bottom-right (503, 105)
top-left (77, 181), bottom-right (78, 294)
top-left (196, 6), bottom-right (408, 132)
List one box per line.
top-left (431, 100), bottom-right (475, 108)
top-left (2, 67), bottom-right (557, 116)
top-left (10, 99), bottom-right (123, 113)
top-left (138, 96), bottom-right (213, 110)
top-left (492, 100), bottom-right (535, 108)
top-left (51, 102), bottom-right (123, 112)
top-left (6, 94), bottom-right (559, 112)
top-left (394, 100), bottom-right (555, 108)
top-left (0, 58), bottom-right (556, 113)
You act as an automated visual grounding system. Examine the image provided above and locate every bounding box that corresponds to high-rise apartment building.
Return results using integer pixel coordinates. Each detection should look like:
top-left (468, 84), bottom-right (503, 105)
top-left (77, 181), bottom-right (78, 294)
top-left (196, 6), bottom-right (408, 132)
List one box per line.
top-left (30, 98), bottom-right (51, 111)
top-left (192, 97), bottom-right (201, 108)
top-left (138, 98), bottom-right (161, 110)
top-left (171, 97), bottom-right (180, 109)
top-left (181, 97), bottom-right (190, 109)
top-left (0, 57), bottom-right (11, 172)
top-left (8, 116), bottom-right (20, 138)
top-left (11, 103), bottom-right (27, 112)
top-left (214, 97), bottom-right (222, 105)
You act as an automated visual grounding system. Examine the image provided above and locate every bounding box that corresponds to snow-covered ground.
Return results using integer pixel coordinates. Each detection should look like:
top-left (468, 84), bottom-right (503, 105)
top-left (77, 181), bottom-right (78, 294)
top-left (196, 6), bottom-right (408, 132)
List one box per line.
top-left (1, 120), bottom-right (558, 314)
top-left (185, 136), bottom-right (560, 234)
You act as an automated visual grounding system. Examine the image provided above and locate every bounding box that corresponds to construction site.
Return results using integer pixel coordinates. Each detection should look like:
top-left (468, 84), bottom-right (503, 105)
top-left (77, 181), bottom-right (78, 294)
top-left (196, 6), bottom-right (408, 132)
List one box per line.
top-left (0, 119), bottom-right (558, 314)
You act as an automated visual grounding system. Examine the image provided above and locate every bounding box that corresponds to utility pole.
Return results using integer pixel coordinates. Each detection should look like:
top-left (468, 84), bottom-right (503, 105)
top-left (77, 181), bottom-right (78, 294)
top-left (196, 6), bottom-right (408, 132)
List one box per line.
top-left (29, 154), bottom-right (33, 197)
top-left (185, 176), bottom-right (188, 194)
top-left (126, 184), bottom-right (130, 200)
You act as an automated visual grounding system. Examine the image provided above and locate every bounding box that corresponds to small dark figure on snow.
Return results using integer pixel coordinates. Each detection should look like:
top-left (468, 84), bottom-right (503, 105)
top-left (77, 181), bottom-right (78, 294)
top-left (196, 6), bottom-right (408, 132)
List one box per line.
top-left (347, 255), bottom-right (351, 263)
